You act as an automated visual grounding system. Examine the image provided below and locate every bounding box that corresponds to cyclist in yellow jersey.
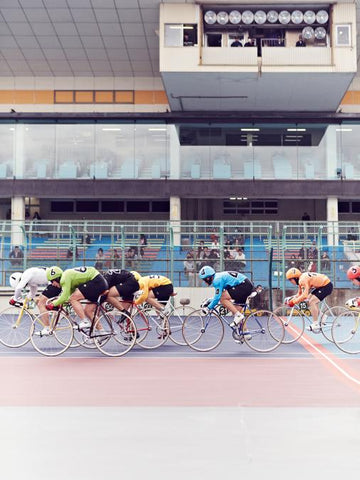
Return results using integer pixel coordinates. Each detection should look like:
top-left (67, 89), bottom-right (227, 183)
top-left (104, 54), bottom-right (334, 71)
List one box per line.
top-left (285, 267), bottom-right (333, 333)
top-left (135, 274), bottom-right (173, 312)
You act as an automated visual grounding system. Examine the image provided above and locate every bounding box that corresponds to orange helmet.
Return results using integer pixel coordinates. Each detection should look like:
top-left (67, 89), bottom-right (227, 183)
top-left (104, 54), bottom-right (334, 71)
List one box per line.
top-left (347, 265), bottom-right (360, 280)
top-left (286, 268), bottom-right (301, 280)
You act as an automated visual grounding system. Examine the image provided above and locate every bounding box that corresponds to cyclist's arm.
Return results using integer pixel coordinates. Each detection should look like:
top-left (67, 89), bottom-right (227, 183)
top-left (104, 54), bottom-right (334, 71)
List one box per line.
top-left (292, 281), bottom-right (310, 304)
top-left (135, 279), bottom-right (149, 305)
top-left (208, 279), bottom-right (224, 310)
top-left (53, 282), bottom-right (71, 307)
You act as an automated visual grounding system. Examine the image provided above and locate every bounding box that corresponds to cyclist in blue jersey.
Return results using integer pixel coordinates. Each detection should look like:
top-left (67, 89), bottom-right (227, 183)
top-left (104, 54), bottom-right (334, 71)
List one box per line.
top-left (198, 265), bottom-right (254, 327)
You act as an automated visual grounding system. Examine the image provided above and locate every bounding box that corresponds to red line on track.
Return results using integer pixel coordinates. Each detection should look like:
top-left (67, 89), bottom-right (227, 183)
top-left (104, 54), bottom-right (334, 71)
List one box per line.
top-left (1, 356), bottom-right (360, 407)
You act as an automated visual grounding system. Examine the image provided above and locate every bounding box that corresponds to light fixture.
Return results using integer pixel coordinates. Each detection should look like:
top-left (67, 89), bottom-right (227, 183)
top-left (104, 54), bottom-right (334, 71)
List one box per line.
top-left (267, 10), bottom-right (278, 23)
top-left (302, 26), bottom-right (315, 40)
top-left (291, 10), bottom-right (303, 24)
top-left (315, 27), bottom-right (326, 40)
top-left (102, 128), bottom-right (121, 131)
top-left (242, 10), bottom-right (254, 25)
top-left (303, 10), bottom-right (316, 24)
top-left (217, 11), bottom-right (229, 25)
top-left (287, 128), bottom-right (306, 132)
top-left (241, 128), bottom-right (260, 132)
top-left (278, 11), bottom-right (291, 25)
top-left (254, 10), bottom-right (266, 25)
top-left (204, 10), bottom-right (216, 25)
top-left (316, 10), bottom-right (329, 24)
top-left (229, 10), bottom-right (241, 24)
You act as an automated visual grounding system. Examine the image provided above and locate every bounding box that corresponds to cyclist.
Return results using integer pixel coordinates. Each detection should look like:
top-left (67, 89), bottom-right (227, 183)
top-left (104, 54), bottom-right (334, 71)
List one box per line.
top-left (135, 274), bottom-right (174, 313)
top-left (45, 265), bottom-right (109, 335)
top-left (285, 267), bottom-right (333, 332)
top-left (9, 267), bottom-right (61, 315)
top-left (198, 265), bottom-right (254, 329)
top-left (103, 268), bottom-right (140, 314)
top-left (345, 265), bottom-right (360, 308)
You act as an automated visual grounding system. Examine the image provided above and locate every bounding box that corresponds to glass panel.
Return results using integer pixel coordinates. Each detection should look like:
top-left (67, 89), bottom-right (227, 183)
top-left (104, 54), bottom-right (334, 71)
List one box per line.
top-left (0, 124), bottom-right (14, 178)
top-left (165, 24), bottom-right (183, 47)
top-left (21, 124), bottom-right (55, 179)
top-left (56, 124), bottom-right (95, 178)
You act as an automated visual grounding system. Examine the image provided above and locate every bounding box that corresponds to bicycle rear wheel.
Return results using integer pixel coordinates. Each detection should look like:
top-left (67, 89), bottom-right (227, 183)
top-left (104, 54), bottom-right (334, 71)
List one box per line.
top-left (0, 306), bottom-right (33, 348)
top-left (332, 310), bottom-right (360, 354)
top-left (168, 305), bottom-right (196, 346)
top-left (243, 310), bottom-right (284, 353)
top-left (132, 307), bottom-right (169, 349)
top-left (94, 312), bottom-right (137, 357)
top-left (273, 305), bottom-right (305, 344)
top-left (30, 312), bottom-right (74, 357)
top-left (320, 305), bottom-right (348, 342)
top-left (182, 309), bottom-right (224, 352)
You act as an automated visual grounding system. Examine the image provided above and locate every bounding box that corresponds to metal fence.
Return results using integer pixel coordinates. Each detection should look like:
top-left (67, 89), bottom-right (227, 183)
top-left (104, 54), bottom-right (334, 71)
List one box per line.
top-left (1, 220), bottom-right (360, 294)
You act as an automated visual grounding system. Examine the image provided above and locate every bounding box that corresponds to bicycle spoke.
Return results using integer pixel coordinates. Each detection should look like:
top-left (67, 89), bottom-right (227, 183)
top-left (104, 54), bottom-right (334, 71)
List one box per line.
top-left (182, 309), bottom-right (224, 352)
top-left (332, 310), bottom-right (360, 354)
top-left (243, 310), bottom-right (284, 353)
top-left (30, 312), bottom-right (73, 357)
top-left (273, 305), bottom-right (305, 344)
top-left (0, 306), bottom-right (33, 348)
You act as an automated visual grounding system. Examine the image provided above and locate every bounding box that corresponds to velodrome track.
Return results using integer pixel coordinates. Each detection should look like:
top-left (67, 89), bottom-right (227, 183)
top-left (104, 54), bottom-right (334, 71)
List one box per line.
top-left (1, 330), bottom-right (360, 479)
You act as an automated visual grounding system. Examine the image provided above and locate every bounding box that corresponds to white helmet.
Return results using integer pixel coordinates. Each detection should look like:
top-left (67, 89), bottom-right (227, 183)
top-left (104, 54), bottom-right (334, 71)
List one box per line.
top-left (9, 272), bottom-right (22, 289)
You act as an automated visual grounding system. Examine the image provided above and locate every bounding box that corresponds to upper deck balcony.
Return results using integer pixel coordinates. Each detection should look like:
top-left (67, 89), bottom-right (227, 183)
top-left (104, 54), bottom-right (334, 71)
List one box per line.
top-left (159, 3), bottom-right (357, 112)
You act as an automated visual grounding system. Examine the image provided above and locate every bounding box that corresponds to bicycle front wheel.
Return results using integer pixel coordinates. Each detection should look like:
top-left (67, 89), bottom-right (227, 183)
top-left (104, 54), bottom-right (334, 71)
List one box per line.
top-left (332, 310), bottom-right (360, 354)
top-left (132, 307), bottom-right (169, 349)
top-left (320, 305), bottom-right (349, 343)
top-left (0, 306), bottom-right (33, 348)
top-left (243, 310), bottom-right (284, 353)
top-left (94, 312), bottom-right (137, 357)
top-left (182, 309), bottom-right (224, 352)
top-left (273, 305), bottom-right (305, 344)
top-left (168, 305), bottom-right (196, 346)
top-left (30, 312), bottom-right (74, 357)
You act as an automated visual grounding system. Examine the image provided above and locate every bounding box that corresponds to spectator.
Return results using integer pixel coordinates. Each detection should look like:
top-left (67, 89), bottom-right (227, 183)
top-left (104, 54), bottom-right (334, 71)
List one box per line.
top-left (196, 240), bottom-right (206, 260)
top-left (244, 38), bottom-right (255, 47)
top-left (125, 247), bottom-right (137, 269)
top-left (112, 248), bottom-right (121, 268)
top-left (320, 251), bottom-right (331, 272)
top-left (184, 251), bottom-right (196, 286)
top-left (233, 247), bottom-right (246, 271)
top-left (231, 37), bottom-right (243, 47)
top-left (296, 35), bottom-right (306, 47)
top-left (250, 285), bottom-right (266, 310)
top-left (302, 212), bottom-right (310, 221)
top-left (32, 211), bottom-right (41, 222)
top-left (66, 246), bottom-right (79, 260)
top-left (211, 237), bottom-right (220, 252)
top-left (94, 247), bottom-right (105, 272)
top-left (308, 241), bottom-right (318, 260)
top-left (286, 254), bottom-right (301, 271)
top-left (9, 245), bottom-right (24, 266)
top-left (208, 249), bottom-right (220, 271)
top-left (183, 33), bottom-right (193, 46)
top-left (139, 233), bottom-right (147, 257)
top-left (210, 229), bottom-right (219, 244)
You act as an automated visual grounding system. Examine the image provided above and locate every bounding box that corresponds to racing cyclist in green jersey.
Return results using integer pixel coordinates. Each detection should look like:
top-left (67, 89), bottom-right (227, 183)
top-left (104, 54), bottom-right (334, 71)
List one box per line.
top-left (45, 265), bottom-right (109, 335)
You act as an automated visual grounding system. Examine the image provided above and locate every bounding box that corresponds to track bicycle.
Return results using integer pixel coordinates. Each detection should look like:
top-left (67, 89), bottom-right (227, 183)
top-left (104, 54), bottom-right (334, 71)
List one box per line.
top-left (273, 298), bottom-right (348, 344)
top-left (123, 301), bottom-right (170, 349)
top-left (182, 293), bottom-right (285, 353)
top-left (0, 296), bottom-right (38, 348)
top-left (30, 296), bottom-right (137, 357)
top-left (331, 306), bottom-right (360, 354)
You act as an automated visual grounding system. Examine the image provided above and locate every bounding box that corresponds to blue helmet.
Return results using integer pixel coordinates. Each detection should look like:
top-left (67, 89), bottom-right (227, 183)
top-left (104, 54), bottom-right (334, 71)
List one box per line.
top-left (199, 266), bottom-right (215, 285)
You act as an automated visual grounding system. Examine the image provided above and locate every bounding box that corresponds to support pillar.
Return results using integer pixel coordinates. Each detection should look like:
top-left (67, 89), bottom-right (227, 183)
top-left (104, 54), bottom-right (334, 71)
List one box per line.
top-left (11, 196), bottom-right (25, 247)
top-left (327, 196), bottom-right (338, 246)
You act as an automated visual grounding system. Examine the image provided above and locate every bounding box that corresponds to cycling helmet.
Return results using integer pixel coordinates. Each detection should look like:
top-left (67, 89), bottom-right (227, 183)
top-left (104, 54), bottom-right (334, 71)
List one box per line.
top-left (285, 267), bottom-right (302, 280)
top-left (46, 266), bottom-right (63, 282)
top-left (9, 272), bottom-right (22, 289)
top-left (347, 265), bottom-right (360, 281)
top-left (199, 265), bottom-right (215, 285)
top-left (131, 271), bottom-right (141, 281)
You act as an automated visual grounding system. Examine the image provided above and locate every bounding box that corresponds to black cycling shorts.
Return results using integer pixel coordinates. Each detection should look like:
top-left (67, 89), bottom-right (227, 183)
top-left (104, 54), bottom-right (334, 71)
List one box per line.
top-left (152, 283), bottom-right (174, 302)
top-left (226, 278), bottom-right (254, 305)
top-left (78, 274), bottom-right (108, 302)
top-left (311, 282), bottom-right (333, 301)
top-left (41, 284), bottom-right (62, 299)
top-left (115, 279), bottom-right (140, 301)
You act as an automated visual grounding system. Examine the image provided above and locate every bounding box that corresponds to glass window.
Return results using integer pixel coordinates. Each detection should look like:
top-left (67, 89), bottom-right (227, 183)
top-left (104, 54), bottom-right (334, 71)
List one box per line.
top-left (165, 24), bottom-right (183, 46)
top-left (127, 201), bottom-right (150, 212)
top-left (101, 201), bottom-right (124, 212)
top-left (51, 201), bottom-right (74, 212)
top-left (152, 201), bottom-right (170, 212)
top-left (76, 201), bottom-right (99, 212)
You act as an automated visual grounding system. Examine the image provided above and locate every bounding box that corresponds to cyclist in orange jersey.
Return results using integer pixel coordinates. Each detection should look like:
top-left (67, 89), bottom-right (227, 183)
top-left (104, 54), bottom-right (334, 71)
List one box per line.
top-left (285, 268), bottom-right (333, 333)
